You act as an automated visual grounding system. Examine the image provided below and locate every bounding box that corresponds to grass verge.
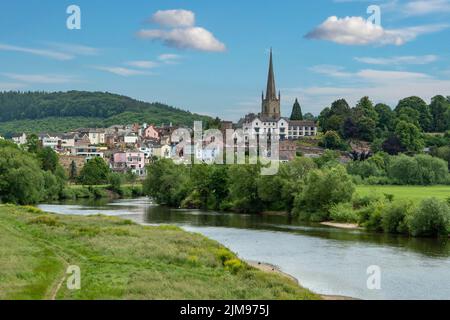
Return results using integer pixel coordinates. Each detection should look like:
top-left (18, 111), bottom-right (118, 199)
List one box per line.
top-left (0, 204), bottom-right (318, 300)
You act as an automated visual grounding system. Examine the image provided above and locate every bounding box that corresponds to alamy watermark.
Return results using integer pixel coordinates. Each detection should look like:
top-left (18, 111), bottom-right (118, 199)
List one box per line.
top-left (66, 265), bottom-right (81, 290)
top-left (66, 5), bottom-right (81, 30)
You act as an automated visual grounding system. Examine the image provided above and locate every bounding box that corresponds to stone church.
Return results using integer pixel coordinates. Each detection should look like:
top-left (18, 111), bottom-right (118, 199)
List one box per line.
top-left (242, 50), bottom-right (317, 140)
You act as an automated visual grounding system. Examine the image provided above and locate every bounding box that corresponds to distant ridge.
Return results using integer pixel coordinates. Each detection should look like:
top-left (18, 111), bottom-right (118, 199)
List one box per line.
top-left (0, 91), bottom-right (212, 136)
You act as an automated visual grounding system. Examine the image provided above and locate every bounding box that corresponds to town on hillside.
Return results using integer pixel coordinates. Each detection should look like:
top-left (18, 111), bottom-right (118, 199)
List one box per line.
top-left (7, 51), bottom-right (322, 176)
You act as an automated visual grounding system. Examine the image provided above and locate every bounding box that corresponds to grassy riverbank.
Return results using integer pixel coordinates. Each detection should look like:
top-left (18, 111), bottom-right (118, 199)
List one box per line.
top-left (0, 204), bottom-right (318, 300)
top-left (356, 185), bottom-right (450, 203)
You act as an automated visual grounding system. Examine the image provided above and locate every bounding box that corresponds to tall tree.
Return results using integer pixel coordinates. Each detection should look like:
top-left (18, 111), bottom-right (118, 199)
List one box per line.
top-left (429, 95), bottom-right (450, 132)
top-left (395, 121), bottom-right (424, 153)
top-left (290, 98), bottom-right (303, 120)
top-left (374, 103), bottom-right (395, 131)
top-left (395, 96), bottom-right (432, 132)
top-left (70, 160), bottom-right (78, 181)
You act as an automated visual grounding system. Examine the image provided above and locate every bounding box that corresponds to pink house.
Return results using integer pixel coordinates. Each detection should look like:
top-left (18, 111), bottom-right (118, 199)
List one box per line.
top-left (112, 152), bottom-right (146, 176)
top-left (143, 125), bottom-right (160, 140)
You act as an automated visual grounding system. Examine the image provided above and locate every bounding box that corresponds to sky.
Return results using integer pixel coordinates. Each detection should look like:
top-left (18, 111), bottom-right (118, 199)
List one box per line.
top-left (0, 0), bottom-right (450, 121)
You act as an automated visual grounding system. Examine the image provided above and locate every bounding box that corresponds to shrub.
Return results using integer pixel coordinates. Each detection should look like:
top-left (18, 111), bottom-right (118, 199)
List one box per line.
top-left (217, 248), bottom-right (235, 265)
top-left (347, 161), bottom-right (383, 179)
top-left (224, 259), bottom-right (246, 274)
top-left (358, 201), bottom-right (386, 232)
top-left (381, 200), bottom-right (413, 234)
top-left (352, 192), bottom-right (384, 209)
top-left (408, 198), bottom-right (450, 237)
top-left (28, 215), bottom-right (60, 227)
top-left (329, 203), bottom-right (359, 223)
top-left (297, 165), bottom-right (355, 213)
top-left (363, 176), bottom-right (393, 186)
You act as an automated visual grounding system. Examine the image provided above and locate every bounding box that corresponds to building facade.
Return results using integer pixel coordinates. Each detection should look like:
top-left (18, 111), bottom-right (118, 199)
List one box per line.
top-left (242, 50), bottom-right (317, 141)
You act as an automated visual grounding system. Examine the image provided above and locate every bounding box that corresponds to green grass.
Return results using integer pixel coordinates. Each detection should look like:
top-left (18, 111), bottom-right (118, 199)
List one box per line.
top-left (356, 185), bottom-right (450, 203)
top-left (0, 205), bottom-right (318, 300)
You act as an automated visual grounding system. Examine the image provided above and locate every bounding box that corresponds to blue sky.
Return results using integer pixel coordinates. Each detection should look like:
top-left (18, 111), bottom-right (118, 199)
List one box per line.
top-left (1, 0), bottom-right (449, 120)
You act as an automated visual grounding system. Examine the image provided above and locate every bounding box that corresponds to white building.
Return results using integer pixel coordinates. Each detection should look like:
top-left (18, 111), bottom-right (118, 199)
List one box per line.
top-left (12, 133), bottom-right (27, 145)
top-left (241, 50), bottom-right (317, 142)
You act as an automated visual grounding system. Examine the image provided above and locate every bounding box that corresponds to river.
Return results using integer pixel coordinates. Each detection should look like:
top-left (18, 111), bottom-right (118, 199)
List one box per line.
top-left (38, 197), bottom-right (450, 300)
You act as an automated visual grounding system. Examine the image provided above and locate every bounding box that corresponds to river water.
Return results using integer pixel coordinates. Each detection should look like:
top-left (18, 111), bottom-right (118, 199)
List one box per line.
top-left (38, 198), bottom-right (450, 300)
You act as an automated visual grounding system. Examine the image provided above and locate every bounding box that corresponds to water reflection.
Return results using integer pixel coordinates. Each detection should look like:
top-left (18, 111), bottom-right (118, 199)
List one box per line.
top-left (143, 205), bottom-right (450, 258)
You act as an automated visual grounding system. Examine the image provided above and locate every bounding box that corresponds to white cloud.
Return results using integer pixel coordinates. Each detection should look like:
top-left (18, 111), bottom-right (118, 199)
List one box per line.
top-left (138, 27), bottom-right (226, 52)
top-left (308, 65), bottom-right (353, 77)
top-left (2, 73), bottom-right (75, 84)
top-left (158, 53), bottom-right (182, 64)
top-left (47, 43), bottom-right (100, 56)
top-left (126, 60), bottom-right (158, 69)
top-left (305, 16), bottom-right (448, 46)
top-left (355, 55), bottom-right (438, 65)
top-left (0, 43), bottom-right (73, 60)
top-left (93, 66), bottom-right (149, 77)
top-left (152, 9), bottom-right (195, 27)
top-left (403, 0), bottom-right (450, 16)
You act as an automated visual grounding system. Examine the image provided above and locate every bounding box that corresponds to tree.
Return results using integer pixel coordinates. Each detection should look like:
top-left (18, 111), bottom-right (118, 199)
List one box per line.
top-left (396, 96), bottom-right (432, 132)
top-left (320, 131), bottom-right (346, 150)
top-left (382, 134), bottom-right (406, 155)
top-left (429, 95), bottom-right (450, 132)
top-left (296, 165), bottom-right (355, 212)
top-left (431, 146), bottom-right (450, 170)
top-left (37, 147), bottom-right (59, 173)
top-left (108, 172), bottom-right (123, 193)
top-left (26, 134), bottom-right (40, 153)
top-left (355, 96), bottom-right (378, 123)
top-left (0, 147), bottom-right (45, 204)
top-left (394, 121), bottom-right (424, 152)
top-left (290, 98), bottom-right (303, 120)
top-left (374, 103), bottom-right (395, 131)
top-left (143, 159), bottom-right (190, 207)
top-left (227, 164), bottom-right (263, 213)
top-left (303, 113), bottom-right (316, 121)
top-left (70, 160), bottom-right (78, 181)
top-left (78, 157), bottom-right (110, 185)
top-left (408, 198), bottom-right (450, 237)
top-left (318, 99), bottom-right (351, 133)
top-left (353, 115), bottom-right (376, 141)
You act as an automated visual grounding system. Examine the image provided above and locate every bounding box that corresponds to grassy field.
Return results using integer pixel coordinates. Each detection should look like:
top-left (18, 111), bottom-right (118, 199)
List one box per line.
top-left (356, 185), bottom-right (450, 203)
top-left (0, 205), bottom-right (318, 300)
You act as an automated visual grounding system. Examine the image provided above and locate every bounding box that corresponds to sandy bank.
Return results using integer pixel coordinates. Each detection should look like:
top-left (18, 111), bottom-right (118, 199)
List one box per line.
top-left (320, 221), bottom-right (361, 230)
top-left (247, 260), bottom-right (358, 301)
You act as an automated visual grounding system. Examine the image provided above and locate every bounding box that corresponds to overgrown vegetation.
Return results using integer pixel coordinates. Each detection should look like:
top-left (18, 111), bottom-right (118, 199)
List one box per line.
top-left (0, 205), bottom-right (318, 300)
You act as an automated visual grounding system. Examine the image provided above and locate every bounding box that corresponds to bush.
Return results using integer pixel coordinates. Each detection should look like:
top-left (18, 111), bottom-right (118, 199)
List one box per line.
top-left (352, 192), bottom-right (384, 209)
top-left (381, 201), bottom-right (412, 234)
top-left (347, 161), bottom-right (383, 179)
top-left (224, 259), bottom-right (246, 274)
top-left (358, 201), bottom-right (386, 232)
top-left (388, 154), bottom-right (449, 185)
top-left (363, 176), bottom-right (393, 186)
top-left (28, 215), bottom-right (61, 227)
top-left (329, 203), bottom-right (359, 223)
top-left (408, 198), bottom-right (450, 237)
top-left (296, 165), bottom-right (355, 213)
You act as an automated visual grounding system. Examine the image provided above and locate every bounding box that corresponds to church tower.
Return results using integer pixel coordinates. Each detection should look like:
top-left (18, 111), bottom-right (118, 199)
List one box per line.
top-left (261, 49), bottom-right (281, 119)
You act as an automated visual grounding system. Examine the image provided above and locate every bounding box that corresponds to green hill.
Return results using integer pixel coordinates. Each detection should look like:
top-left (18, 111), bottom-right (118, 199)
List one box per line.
top-left (0, 91), bottom-right (212, 137)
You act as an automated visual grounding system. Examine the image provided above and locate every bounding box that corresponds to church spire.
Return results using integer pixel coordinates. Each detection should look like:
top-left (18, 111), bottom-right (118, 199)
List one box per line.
top-left (265, 48), bottom-right (277, 101)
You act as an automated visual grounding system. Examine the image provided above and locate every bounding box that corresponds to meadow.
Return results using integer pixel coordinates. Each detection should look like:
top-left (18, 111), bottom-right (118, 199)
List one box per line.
top-left (356, 185), bottom-right (450, 203)
top-left (0, 204), bottom-right (318, 300)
